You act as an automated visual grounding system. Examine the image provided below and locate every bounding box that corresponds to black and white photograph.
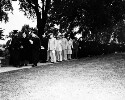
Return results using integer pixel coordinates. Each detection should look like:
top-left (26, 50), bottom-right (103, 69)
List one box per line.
top-left (0, 0), bottom-right (125, 100)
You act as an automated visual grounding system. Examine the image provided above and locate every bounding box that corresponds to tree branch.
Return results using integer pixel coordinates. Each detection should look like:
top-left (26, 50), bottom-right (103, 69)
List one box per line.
top-left (27, 0), bottom-right (42, 10)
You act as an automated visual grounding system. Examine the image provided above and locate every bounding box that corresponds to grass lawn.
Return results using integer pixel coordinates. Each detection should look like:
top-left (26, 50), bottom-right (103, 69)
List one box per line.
top-left (0, 53), bottom-right (125, 100)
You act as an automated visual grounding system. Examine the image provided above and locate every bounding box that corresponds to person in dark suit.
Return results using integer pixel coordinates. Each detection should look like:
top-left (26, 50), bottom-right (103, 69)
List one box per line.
top-left (40, 34), bottom-right (48, 63)
top-left (19, 32), bottom-right (31, 67)
top-left (78, 37), bottom-right (84, 58)
top-left (72, 37), bottom-right (79, 59)
top-left (29, 31), bottom-right (41, 67)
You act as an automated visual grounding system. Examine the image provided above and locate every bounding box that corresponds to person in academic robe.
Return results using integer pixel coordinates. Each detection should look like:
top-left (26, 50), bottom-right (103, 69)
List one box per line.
top-left (19, 32), bottom-right (31, 66)
top-left (40, 34), bottom-right (49, 63)
top-left (6, 37), bottom-right (12, 65)
top-left (29, 31), bottom-right (41, 67)
top-left (9, 30), bottom-right (20, 67)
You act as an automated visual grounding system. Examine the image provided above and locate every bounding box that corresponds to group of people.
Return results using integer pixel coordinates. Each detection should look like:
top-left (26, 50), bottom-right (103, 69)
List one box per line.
top-left (5, 30), bottom-right (81, 67)
top-left (7, 30), bottom-right (41, 67)
top-left (46, 33), bottom-right (79, 63)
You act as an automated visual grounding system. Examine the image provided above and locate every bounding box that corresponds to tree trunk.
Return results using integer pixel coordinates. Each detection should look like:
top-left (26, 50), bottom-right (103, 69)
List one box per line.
top-left (37, 11), bottom-right (43, 39)
top-left (0, 3), bottom-right (2, 21)
top-left (33, 5), bottom-right (43, 40)
top-left (40, 0), bottom-right (51, 36)
top-left (32, 0), bottom-right (51, 40)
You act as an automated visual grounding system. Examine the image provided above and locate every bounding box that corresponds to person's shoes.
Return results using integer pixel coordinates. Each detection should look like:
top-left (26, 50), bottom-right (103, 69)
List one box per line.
top-left (15, 65), bottom-right (20, 68)
top-left (43, 61), bottom-right (47, 63)
top-left (24, 64), bottom-right (27, 66)
top-left (20, 64), bottom-right (24, 67)
top-left (32, 64), bottom-right (37, 67)
top-left (14, 65), bottom-right (18, 67)
top-left (32, 64), bottom-right (36, 67)
top-left (41, 61), bottom-right (46, 63)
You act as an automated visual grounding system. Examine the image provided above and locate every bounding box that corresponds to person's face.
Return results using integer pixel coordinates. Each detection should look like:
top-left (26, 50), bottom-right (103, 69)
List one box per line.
top-left (15, 34), bottom-right (18, 37)
top-left (67, 36), bottom-right (70, 40)
top-left (50, 34), bottom-right (53, 38)
top-left (23, 33), bottom-right (26, 38)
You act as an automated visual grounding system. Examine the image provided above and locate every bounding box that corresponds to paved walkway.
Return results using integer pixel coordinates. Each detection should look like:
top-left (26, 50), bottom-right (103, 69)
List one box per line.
top-left (0, 62), bottom-right (53, 73)
top-left (0, 58), bottom-right (77, 73)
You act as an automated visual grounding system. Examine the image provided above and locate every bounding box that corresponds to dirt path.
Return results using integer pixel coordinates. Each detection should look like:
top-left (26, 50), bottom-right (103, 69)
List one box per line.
top-left (0, 53), bottom-right (125, 100)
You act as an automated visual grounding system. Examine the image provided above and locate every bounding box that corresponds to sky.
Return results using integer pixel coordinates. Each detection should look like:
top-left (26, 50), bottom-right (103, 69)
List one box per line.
top-left (1, 1), bottom-right (37, 35)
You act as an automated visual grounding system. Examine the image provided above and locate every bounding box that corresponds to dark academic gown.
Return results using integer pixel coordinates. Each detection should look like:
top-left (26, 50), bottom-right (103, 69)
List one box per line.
top-left (30, 36), bottom-right (41, 66)
top-left (40, 37), bottom-right (48, 62)
top-left (10, 37), bottom-right (20, 67)
top-left (20, 38), bottom-right (31, 63)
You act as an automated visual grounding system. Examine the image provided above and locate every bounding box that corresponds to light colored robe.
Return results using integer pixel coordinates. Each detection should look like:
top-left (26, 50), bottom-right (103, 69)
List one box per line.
top-left (48, 37), bottom-right (56, 51)
top-left (61, 38), bottom-right (68, 50)
top-left (67, 39), bottom-right (73, 54)
top-left (56, 39), bottom-right (62, 51)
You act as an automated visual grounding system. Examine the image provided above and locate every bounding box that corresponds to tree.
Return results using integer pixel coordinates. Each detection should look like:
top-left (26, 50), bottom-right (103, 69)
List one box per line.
top-left (0, 28), bottom-right (4, 39)
top-left (19, 0), bottom-right (51, 39)
top-left (2, 0), bottom-right (125, 43)
top-left (0, 0), bottom-right (13, 22)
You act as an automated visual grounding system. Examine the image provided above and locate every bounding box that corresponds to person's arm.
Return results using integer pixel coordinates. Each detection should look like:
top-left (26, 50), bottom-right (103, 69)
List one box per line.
top-left (65, 39), bottom-right (68, 49)
top-left (54, 38), bottom-right (57, 50)
top-left (71, 40), bottom-right (73, 49)
top-left (48, 39), bottom-right (50, 51)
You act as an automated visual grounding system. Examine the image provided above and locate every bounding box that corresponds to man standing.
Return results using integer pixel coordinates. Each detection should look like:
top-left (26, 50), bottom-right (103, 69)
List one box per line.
top-left (9, 30), bottom-right (20, 67)
top-left (48, 33), bottom-right (57, 63)
top-left (40, 34), bottom-right (48, 63)
top-left (56, 35), bottom-right (62, 62)
top-left (61, 34), bottom-right (68, 61)
top-left (19, 32), bottom-right (31, 66)
top-left (72, 37), bottom-right (79, 59)
top-left (29, 30), bottom-right (41, 67)
top-left (67, 36), bottom-right (73, 60)
top-left (78, 37), bottom-right (84, 58)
